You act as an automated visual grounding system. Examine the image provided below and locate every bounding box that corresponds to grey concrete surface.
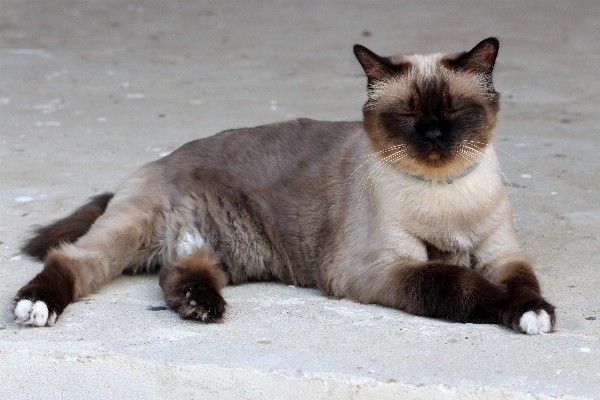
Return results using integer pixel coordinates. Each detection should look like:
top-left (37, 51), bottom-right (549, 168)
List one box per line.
top-left (1, 0), bottom-right (599, 399)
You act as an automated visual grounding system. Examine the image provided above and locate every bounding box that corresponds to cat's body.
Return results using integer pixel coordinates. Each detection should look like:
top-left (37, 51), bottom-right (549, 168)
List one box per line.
top-left (14, 38), bottom-right (555, 334)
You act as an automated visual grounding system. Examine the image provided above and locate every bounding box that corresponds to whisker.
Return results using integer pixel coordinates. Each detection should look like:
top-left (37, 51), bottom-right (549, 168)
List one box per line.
top-left (341, 144), bottom-right (407, 161)
top-left (464, 145), bottom-right (523, 201)
top-left (351, 149), bottom-right (408, 208)
top-left (462, 140), bottom-right (545, 178)
top-left (345, 144), bottom-right (407, 182)
top-left (369, 150), bottom-right (411, 200)
top-left (454, 147), bottom-right (494, 204)
top-left (457, 144), bottom-right (519, 203)
top-left (357, 150), bottom-right (408, 194)
top-left (350, 149), bottom-right (411, 236)
top-left (457, 144), bottom-right (502, 181)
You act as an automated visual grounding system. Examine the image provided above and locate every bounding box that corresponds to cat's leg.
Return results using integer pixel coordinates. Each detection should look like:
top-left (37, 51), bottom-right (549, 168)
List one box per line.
top-left (13, 195), bottom-right (158, 327)
top-left (326, 230), bottom-right (511, 327)
top-left (337, 252), bottom-right (551, 334)
top-left (159, 234), bottom-right (229, 322)
top-left (473, 221), bottom-right (555, 335)
top-left (335, 257), bottom-right (509, 326)
top-left (491, 260), bottom-right (554, 334)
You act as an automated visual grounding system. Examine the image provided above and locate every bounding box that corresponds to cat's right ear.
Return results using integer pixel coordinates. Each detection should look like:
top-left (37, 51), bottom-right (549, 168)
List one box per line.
top-left (354, 44), bottom-right (395, 84)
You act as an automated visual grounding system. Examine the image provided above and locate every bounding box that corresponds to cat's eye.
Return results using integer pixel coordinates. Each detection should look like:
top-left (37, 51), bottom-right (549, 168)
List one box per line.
top-left (446, 106), bottom-right (481, 120)
top-left (445, 108), bottom-right (472, 120)
top-left (445, 109), bottom-right (463, 118)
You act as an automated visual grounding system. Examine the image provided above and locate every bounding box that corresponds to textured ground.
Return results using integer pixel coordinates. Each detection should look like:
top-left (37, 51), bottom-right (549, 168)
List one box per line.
top-left (1, 0), bottom-right (599, 399)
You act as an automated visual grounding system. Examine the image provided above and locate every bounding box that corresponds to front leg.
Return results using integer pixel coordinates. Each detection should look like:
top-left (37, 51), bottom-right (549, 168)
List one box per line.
top-left (493, 260), bottom-right (555, 334)
top-left (474, 221), bottom-right (555, 334)
top-left (330, 250), bottom-right (511, 326)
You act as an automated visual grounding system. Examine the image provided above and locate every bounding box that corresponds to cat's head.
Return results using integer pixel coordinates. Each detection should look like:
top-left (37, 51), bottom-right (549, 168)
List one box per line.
top-left (354, 38), bottom-right (500, 181)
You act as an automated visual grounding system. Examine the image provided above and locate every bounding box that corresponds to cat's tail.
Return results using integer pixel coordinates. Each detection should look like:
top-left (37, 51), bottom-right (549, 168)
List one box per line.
top-left (21, 192), bottom-right (114, 261)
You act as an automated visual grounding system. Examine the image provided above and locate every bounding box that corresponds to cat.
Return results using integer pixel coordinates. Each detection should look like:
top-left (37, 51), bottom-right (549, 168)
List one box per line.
top-left (13, 37), bottom-right (555, 334)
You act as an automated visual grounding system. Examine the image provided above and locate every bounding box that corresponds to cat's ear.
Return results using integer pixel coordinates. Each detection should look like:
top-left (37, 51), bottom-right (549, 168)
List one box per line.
top-left (354, 44), bottom-right (395, 83)
top-left (453, 37), bottom-right (499, 75)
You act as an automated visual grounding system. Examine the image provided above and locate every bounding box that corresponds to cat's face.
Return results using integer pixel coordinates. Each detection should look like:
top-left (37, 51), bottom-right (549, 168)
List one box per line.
top-left (355, 38), bottom-right (500, 180)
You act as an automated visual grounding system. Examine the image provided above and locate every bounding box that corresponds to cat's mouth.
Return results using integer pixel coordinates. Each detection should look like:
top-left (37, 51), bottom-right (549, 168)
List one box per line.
top-left (426, 150), bottom-right (442, 162)
top-left (419, 147), bottom-right (458, 171)
top-left (422, 143), bottom-right (451, 165)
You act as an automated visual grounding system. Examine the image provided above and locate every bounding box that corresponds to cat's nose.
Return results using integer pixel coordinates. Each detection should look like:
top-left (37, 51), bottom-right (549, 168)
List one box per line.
top-left (425, 128), bottom-right (442, 141)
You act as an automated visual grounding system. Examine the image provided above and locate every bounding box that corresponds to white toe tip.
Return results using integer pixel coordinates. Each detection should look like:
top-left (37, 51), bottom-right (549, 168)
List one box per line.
top-left (14, 299), bottom-right (50, 327)
top-left (31, 301), bottom-right (49, 326)
top-left (47, 312), bottom-right (58, 327)
top-left (14, 299), bottom-right (33, 321)
top-left (519, 310), bottom-right (552, 335)
top-left (537, 310), bottom-right (552, 332)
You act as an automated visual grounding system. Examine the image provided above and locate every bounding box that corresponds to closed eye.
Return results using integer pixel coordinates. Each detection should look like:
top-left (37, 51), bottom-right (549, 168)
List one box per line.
top-left (445, 106), bottom-right (481, 120)
top-left (446, 109), bottom-right (464, 118)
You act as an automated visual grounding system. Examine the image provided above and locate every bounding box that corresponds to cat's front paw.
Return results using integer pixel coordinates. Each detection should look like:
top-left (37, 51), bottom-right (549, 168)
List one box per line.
top-left (177, 281), bottom-right (226, 322)
top-left (519, 310), bottom-right (552, 334)
top-left (14, 299), bottom-right (57, 327)
top-left (503, 297), bottom-right (555, 335)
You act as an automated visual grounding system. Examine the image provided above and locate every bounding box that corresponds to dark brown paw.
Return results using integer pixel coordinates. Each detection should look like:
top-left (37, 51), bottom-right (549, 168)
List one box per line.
top-left (177, 281), bottom-right (226, 322)
top-left (502, 296), bottom-right (555, 334)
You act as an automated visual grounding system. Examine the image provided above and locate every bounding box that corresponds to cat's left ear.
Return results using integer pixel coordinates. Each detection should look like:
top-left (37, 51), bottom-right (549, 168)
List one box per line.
top-left (454, 37), bottom-right (500, 75)
top-left (354, 44), bottom-right (396, 83)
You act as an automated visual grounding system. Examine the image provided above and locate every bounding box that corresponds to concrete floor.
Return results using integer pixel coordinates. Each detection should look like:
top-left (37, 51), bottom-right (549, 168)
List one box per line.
top-left (1, 0), bottom-right (599, 398)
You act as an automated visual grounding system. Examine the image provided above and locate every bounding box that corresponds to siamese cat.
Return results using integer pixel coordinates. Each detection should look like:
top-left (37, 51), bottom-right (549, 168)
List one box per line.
top-left (14, 37), bottom-right (555, 334)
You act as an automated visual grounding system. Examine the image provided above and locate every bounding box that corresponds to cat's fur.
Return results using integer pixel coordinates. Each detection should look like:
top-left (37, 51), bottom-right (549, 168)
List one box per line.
top-left (14, 38), bottom-right (555, 334)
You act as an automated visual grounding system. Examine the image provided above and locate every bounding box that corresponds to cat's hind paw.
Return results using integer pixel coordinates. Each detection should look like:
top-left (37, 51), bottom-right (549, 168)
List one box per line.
top-left (14, 299), bottom-right (57, 327)
top-left (177, 281), bottom-right (226, 323)
top-left (159, 248), bottom-right (228, 323)
top-left (519, 310), bottom-right (552, 335)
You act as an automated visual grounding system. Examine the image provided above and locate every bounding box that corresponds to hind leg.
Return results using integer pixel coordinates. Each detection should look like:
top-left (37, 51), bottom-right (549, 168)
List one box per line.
top-left (14, 196), bottom-right (158, 327)
top-left (159, 233), bottom-right (229, 322)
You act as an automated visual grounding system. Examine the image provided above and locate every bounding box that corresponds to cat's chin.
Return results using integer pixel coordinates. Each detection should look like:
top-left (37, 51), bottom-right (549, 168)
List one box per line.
top-left (418, 150), bottom-right (454, 170)
top-left (426, 150), bottom-right (443, 163)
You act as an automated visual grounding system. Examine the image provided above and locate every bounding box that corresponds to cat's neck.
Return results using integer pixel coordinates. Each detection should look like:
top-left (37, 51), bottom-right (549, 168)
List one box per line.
top-left (406, 161), bottom-right (480, 185)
